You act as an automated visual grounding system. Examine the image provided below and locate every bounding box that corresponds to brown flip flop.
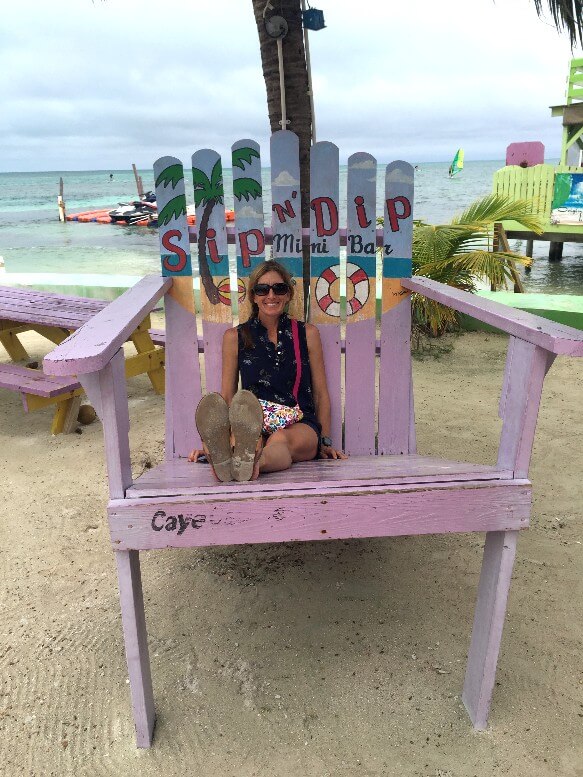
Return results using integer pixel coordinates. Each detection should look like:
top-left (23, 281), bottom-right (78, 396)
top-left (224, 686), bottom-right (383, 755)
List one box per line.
top-left (229, 390), bottom-right (264, 482)
top-left (195, 393), bottom-right (232, 482)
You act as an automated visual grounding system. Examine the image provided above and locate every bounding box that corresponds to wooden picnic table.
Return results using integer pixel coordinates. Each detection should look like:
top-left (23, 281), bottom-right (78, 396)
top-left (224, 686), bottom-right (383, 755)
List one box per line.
top-left (0, 285), bottom-right (165, 433)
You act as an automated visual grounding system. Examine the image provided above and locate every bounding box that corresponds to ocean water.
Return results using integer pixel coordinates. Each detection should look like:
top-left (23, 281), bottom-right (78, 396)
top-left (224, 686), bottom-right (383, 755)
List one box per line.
top-left (1, 161), bottom-right (582, 295)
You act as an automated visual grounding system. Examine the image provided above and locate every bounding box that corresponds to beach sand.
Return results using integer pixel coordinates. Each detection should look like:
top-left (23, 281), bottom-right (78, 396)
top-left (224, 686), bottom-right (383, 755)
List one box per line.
top-left (1, 330), bottom-right (582, 777)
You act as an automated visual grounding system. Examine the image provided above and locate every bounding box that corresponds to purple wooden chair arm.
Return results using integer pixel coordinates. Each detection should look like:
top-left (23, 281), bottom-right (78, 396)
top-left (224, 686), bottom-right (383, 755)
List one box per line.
top-left (43, 275), bottom-right (172, 376)
top-left (402, 277), bottom-right (583, 357)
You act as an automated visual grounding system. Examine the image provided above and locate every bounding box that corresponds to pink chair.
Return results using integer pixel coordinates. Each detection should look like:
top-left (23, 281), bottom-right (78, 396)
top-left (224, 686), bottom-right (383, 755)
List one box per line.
top-left (44, 132), bottom-right (583, 747)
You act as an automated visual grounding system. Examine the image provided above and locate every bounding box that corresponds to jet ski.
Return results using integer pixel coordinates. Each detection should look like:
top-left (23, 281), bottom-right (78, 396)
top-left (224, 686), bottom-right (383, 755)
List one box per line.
top-left (109, 191), bottom-right (157, 225)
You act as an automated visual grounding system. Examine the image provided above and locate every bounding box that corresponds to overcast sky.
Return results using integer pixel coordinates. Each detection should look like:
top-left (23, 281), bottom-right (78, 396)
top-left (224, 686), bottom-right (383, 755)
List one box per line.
top-left (0, 0), bottom-right (578, 171)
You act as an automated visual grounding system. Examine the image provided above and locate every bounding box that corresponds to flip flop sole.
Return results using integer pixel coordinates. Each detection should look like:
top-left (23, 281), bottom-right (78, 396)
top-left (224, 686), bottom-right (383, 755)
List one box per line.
top-left (195, 393), bottom-right (232, 482)
top-left (229, 390), bottom-right (264, 482)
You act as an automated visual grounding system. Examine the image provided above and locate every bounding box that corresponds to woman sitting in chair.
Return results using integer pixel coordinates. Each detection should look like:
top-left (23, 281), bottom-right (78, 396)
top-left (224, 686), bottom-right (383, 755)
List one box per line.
top-left (189, 260), bottom-right (347, 482)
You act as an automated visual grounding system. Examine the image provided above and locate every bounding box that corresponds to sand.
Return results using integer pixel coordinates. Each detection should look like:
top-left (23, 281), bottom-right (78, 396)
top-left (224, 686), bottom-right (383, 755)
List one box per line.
top-left (1, 330), bottom-right (582, 777)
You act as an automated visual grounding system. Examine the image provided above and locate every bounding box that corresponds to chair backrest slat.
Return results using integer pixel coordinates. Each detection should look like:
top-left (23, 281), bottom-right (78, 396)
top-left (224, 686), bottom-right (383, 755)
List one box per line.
top-left (378, 161), bottom-right (415, 455)
top-left (156, 135), bottom-right (416, 459)
top-left (232, 139), bottom-right (266, 323)
top-left (153, 156), bottom-right (201, 457)
top-left (344, 152), bottom-right (377, 454)
top-left (270, 130), bottom-right (304, 321)
top-left (191, 148), bottom-right (232, 395)
top-left (308, 141), bottom-right (342, 446)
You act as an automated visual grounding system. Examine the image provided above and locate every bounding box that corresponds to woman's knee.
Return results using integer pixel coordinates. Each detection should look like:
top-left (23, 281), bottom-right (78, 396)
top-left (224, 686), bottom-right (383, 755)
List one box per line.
top-left (266, 429), bottom-right (290, 447)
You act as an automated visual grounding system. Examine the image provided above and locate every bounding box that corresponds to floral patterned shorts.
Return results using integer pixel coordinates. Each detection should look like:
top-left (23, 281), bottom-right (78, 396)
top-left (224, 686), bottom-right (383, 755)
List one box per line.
top-left (259, 399), bottom-right (304, 435)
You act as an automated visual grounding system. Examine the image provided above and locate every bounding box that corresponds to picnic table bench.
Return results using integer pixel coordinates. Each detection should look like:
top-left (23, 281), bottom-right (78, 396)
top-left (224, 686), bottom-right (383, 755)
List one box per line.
top-left (44, 133), bottom-right (583, 747)
top-left (0, 285), bottom-right (165, 433)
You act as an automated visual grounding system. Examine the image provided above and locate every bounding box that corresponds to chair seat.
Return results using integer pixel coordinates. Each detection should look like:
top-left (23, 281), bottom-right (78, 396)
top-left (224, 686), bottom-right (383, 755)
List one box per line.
top-left (127, 454), bottom-right (513, 498)
top-left (110, 456), bottom-right (530, 552)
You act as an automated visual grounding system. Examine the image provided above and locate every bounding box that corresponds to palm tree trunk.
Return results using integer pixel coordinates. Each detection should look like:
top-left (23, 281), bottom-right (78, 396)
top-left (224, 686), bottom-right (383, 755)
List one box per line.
top-left (198, 201), bottom-right (221, 305)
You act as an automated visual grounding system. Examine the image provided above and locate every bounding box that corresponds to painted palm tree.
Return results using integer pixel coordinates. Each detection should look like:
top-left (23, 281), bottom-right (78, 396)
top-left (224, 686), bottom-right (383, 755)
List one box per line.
top-left (192, 159), bottom-right (224, 305)
top-left (156, 164), bottom-right (187, 226)
top-left (232, 146), bottom-right (262, 203)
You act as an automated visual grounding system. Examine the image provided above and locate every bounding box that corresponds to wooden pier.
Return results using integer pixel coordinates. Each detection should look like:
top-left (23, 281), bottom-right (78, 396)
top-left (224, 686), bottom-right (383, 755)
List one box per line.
top-left (493, 58), bottom-right (583, 261)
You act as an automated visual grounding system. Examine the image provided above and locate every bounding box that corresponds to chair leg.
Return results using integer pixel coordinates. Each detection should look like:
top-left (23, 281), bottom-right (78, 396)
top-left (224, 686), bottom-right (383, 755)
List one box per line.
top-left (462, 530), bottom-right (518, 730)
top-left (115, 550), bottom-right (156, 747)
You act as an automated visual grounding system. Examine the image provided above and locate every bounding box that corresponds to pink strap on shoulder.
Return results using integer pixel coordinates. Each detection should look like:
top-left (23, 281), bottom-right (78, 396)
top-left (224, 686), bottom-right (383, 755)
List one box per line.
top-left (291, 318), bottom-right (302, 400)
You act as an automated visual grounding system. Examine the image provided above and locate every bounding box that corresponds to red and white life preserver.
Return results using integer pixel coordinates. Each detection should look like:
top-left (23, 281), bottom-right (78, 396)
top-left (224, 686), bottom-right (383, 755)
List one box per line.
top-left (315, 262), bottom-right (369, 318)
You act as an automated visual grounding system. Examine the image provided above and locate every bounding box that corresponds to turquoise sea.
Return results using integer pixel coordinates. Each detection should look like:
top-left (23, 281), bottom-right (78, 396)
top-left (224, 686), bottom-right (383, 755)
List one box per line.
top-left (1, 161), bottom-right (582, 297)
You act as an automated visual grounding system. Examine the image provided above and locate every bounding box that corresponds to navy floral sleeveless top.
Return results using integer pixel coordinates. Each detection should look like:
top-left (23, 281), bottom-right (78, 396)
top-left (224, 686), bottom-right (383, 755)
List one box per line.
top-left (237, 313), bottom-right (319, 429)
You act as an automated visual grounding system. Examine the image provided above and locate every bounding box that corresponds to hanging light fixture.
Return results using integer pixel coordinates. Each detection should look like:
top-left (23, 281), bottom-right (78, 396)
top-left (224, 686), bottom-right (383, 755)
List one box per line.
top-left (302, 3), bottom-right (325, 31)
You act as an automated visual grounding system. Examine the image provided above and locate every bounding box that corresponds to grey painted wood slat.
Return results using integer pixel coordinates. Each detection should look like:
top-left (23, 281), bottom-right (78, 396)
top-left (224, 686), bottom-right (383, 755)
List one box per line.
top-left (309, 141), bottom-right (342, 446)
top-left (270, 130), bottom-right (303, 320)
top-left (192, 148), bottom-right (231, 395)
top-left (232, 138), bottom-right (265, 323)
top-left (345, 152), bottom-right (377, 455)
top-left (378, 161), bottom-right (414, 455)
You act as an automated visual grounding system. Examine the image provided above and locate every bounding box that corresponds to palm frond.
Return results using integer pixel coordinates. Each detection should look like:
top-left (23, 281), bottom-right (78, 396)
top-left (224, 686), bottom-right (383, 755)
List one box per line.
top-left (233, 177), bottom-right (262, 201)
top-left (451, 194), bottom-right (544, 233)
top-left (232, 146), bottom-right (260, 171)
top-left (533, 0), bottom-right (582, 47)
top-left (408, 192), bottom-right (541, 334)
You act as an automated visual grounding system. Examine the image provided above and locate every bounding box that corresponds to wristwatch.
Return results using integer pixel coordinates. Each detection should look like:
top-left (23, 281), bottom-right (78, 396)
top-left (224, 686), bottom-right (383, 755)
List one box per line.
top-left (321, 435), bottom-right (333, 448)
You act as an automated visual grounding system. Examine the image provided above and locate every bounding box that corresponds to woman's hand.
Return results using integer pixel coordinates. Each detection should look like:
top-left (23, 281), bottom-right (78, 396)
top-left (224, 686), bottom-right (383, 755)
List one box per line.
top-left (188, 449), bottom-right (207, 463)
top-left (319, 445), bottom-right (348, 460)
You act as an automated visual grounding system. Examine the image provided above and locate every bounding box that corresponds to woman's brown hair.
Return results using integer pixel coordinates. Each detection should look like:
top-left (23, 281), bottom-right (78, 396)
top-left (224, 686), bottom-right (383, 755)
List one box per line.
top-left (240, 260), bottom-right (295, 349)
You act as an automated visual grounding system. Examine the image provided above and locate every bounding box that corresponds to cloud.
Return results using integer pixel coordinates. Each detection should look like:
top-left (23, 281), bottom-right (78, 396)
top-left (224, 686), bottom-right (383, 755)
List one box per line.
top-left (0, 0), bottom-right (575, 171)
top-left (386, 165), bottom-right (414, 184)
top-left (349, 159), bottom-right (376, 170)
top-left (272, 171), bottom-right (300, 187)
top-left (235, 204), bottom-right (264, 219)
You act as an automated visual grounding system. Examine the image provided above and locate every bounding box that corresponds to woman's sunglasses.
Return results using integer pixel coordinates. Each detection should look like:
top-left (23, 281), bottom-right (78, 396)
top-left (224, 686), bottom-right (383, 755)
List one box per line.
top-left (252, 282), bottom-right (290, 297)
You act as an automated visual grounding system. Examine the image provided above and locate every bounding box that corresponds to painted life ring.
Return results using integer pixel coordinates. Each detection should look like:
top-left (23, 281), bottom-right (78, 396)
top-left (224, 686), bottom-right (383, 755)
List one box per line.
top-left (315, 262), bottom-right (369, 318)
top-left (216, 276), bottom-right (246, 306)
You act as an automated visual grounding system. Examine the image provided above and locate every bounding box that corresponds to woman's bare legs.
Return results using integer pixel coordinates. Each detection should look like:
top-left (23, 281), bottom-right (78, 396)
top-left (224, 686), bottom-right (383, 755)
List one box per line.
top-left (257, 423), bottom-right (319, 475)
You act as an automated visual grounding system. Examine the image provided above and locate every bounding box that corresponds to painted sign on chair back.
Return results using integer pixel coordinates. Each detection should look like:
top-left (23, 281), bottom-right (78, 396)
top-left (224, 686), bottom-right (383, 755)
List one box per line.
top-left (308, 141), bottom-right (342, 446)
top-left (155, 137), bottom-right (414, 461)
top-left (345, 152), bottom-right (377, 454)
top-left (153, 157), bottom-right (201, 457)
top-left (379, 161), bottom-right (415, 455)
top-left (232, 139), bottom-right (266, 323)
top-left (191, 149), bottom-right (232, 394)
top-left (270, 131), bottom-right (304, 320)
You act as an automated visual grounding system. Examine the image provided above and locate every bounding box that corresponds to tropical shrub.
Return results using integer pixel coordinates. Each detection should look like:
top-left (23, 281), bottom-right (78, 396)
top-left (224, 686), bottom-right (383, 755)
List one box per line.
top-left (398, 194), bottom-right (544, 335)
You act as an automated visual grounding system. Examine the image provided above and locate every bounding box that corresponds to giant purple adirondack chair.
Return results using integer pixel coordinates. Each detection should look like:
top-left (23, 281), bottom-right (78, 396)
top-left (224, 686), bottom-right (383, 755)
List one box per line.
top-left (44, 132), bottom-right (583, 747)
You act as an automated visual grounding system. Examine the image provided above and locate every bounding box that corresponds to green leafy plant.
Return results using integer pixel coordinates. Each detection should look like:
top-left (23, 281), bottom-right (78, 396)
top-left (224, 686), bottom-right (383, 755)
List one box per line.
top-left (382, 194), bottom-right (544, 336)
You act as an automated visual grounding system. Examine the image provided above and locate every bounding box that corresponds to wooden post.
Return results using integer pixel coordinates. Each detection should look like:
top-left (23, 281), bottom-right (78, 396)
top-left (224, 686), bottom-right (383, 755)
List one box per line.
top-left (132, 164), bottom-right (144, 198)
top-left (494, 223), bottom-right (524, 293)
top-left (57, 177), bottom-right (66, 222)
top-left (463, 529), bottom-right (518, 729)
top-left (549, 241), bottom-right (563, 261)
